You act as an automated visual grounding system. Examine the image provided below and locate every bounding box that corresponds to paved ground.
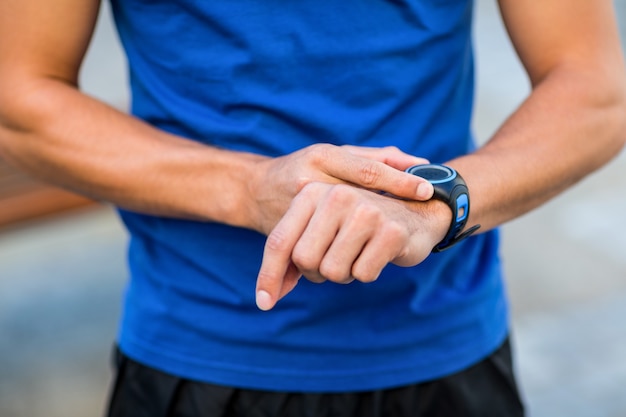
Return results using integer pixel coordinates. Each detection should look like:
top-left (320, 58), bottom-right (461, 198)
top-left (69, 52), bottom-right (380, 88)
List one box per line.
top-left (1, 2), bottom-right (626, 417)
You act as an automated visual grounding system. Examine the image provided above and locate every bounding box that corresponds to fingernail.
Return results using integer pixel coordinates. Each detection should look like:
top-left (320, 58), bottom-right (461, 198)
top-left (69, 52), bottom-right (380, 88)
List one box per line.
top-left (256, 290), bottom-right (273, 311)
top-left (417, 182), bottom-right (433, 199)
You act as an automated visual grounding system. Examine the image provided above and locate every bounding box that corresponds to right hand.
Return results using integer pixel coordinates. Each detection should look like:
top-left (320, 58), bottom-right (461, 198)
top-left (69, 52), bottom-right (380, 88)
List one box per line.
top-left (255, 180), bottom-right (450, 310)
top-left (247, 143), bottom-right (434, 235)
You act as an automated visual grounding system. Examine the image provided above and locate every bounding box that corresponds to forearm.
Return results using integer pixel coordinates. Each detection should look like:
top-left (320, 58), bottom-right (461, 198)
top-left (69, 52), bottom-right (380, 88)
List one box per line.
top-left (0, 77), bottom-right (263, 227)
top-left (0, 77), bottom-right (436, 235)
top-left (449, 63), bottom-right (626, 232)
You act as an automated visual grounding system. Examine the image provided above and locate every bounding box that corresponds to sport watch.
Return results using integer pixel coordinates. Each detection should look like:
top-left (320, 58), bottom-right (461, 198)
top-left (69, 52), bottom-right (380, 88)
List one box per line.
top-left (405, 164), bottom-right (480, 252)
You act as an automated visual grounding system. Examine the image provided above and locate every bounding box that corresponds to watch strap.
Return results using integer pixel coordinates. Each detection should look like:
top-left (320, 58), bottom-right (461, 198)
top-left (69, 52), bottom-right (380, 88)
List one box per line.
top-left (433, 223), bottom-right (481, 252)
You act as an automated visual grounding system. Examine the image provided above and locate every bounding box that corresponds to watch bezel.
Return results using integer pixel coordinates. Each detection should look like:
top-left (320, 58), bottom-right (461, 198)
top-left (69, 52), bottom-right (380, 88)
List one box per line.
top-left (405, 163), bottom-right (480, 252)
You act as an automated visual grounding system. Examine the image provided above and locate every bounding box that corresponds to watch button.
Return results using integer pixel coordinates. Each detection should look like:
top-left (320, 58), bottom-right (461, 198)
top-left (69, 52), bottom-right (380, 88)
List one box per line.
top-left (456, 194), bottom-right (469, 221)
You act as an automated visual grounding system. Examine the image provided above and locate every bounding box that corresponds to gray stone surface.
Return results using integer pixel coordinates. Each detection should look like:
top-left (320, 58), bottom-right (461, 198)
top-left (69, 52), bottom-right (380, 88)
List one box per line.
top-left (0, 208), bottom-right (127, 417)
top-left (1, 2), bottom-right (626, 416)
top-left (474, 3), bottom-right (626, 416)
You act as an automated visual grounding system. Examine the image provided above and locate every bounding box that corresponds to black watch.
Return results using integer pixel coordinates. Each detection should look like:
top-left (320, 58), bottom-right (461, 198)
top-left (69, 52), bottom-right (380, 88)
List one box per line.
top-left (405, 164), bottom-right (480, 252)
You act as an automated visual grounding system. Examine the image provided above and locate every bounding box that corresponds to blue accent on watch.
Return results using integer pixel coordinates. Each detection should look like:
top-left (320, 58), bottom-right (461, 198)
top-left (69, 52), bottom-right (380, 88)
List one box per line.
top-left (456, 194), bottom-right (469, 222)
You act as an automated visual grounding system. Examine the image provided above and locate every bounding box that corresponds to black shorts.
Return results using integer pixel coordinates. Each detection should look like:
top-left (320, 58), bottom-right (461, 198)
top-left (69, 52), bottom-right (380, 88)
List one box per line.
top-left (106, 338), bottom-right (525, 417)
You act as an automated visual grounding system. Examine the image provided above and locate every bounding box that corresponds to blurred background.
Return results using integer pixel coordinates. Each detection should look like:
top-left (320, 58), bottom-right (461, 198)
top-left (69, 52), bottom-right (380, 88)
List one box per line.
top-left (1, 2), bottom-right (625, 416)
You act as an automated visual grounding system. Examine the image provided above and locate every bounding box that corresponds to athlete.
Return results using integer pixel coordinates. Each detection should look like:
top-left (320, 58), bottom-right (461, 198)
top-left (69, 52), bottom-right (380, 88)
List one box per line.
top-left (0, 1), bottom-right (624, 415)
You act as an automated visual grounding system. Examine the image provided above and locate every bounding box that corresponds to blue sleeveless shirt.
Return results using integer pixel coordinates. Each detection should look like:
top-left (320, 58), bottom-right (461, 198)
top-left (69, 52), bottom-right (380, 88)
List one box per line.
top-left (109, 0), bottom-right (508, 391)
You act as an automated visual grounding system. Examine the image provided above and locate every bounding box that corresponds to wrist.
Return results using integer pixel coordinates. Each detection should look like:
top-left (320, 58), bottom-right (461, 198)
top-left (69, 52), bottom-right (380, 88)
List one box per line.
top-left (243, 155), bottom-right (286, 234)
top-left (405, 164), bottom-right (481, 251)
top-left (424, 198), bottom-right (456, 250)
top-left (206, 150), bottom-right (268, 231)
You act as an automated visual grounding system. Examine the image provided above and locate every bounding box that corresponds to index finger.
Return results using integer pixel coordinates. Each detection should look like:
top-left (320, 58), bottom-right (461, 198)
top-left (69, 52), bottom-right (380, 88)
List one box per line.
top-left (255, 194), bottom-right (314, 310)
top-left (341, 145), bottom-right (429, 171)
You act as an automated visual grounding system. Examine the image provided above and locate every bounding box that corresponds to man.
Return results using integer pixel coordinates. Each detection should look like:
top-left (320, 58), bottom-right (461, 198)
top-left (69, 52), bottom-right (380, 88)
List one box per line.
top-left (0, 0), bottom-right (624, 416)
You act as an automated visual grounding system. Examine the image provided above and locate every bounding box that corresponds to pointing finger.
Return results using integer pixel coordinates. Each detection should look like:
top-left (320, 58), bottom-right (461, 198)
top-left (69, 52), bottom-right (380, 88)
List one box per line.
top-left (256, 191), bottom-right (315, 310)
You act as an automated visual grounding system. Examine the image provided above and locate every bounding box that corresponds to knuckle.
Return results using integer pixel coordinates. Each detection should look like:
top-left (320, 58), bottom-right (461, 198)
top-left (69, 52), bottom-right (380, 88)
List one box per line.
top-left (256, 269), bottom-right (277, 286)
top-left (265, 229), bottom-right (290, 252)
top-left (352, 203), bottom-right (382, 223)
top-left (351, 264), bottom-right (380, 283)
top-left (392, 173), bottom-right (417, 195)
top-left (381, 223), bottom-right (415, 265)
top-left (322, 184), bottom-right (356, 208)
top-left (395, 245), bottom-right (411, 261)
top-left (319, 261), bottom-right (348, 283)
top-left (291, 246), bottom-right (318, 272)
top-left (298, 181), bottom-right (317, 196)
top-left (381, 225), bottom-right (411, 255)
top-left (383, 220), bottom-right (408, 241)
top-left (308, 143), bottom-right (334, 164)
top-left (296, 181), bottom-right (325, 202)
top-left (295, 176), bottom-right (311, 193)
top-left (384, 145), bottom-right (401, 155)
top-left (357, 163), bottom-right (383, 187)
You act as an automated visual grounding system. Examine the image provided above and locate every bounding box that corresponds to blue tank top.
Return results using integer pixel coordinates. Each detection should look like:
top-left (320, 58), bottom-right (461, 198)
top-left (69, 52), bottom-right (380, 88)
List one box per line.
top-left (110, 0), bottom-right (508, 391)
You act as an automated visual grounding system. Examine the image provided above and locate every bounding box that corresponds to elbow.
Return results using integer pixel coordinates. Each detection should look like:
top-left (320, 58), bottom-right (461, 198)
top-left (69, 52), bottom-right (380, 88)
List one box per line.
top-left (538, 58), bottom-right (626, 162)
top-left (582, 63), bottom-right (626, 164)
top-left (613, 85), bottom-right (626, 151)
top-left (0, 95), bottom-right (19, 161)
top-left (0, 78), bottom-right (53, 170)
top-left (0, 86), bottom-right (26, 164)
top-left (604, 78), bottom-right (626, 158)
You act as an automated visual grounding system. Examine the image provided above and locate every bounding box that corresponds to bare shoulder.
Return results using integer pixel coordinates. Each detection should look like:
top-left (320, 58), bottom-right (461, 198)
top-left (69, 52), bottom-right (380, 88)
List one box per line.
top-left (497, 0), bottom-right (624, 84)
top-left (0, 0), bottom-right (101, 84)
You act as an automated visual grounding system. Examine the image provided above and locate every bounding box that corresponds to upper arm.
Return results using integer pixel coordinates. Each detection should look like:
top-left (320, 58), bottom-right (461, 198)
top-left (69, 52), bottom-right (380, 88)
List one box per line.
top-left (498, 0), bottom-right (625, 87)
top-left (0, 0), bottom-right (101, 86)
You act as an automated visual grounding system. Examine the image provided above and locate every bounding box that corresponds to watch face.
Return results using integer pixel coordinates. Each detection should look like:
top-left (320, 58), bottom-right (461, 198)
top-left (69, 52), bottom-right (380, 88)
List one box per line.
top-left (405, 164), bottom-right (457, 184)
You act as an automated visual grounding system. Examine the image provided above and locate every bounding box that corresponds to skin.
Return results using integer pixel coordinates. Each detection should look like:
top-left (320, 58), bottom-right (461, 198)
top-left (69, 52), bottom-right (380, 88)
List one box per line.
top-left (0, 0), bottom-right (625, 312)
